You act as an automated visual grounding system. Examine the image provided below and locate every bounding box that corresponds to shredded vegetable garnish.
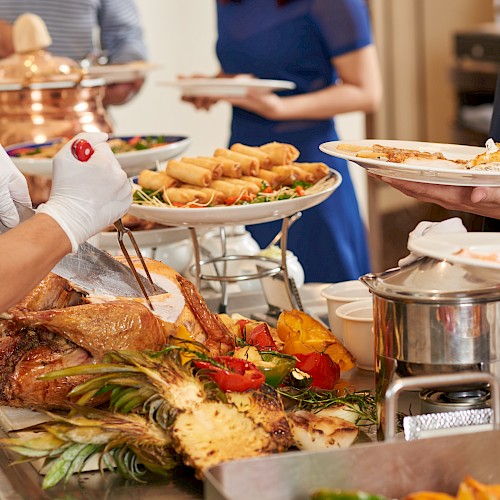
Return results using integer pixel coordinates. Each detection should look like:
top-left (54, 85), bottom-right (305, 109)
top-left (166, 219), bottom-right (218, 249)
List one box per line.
top-left (132, 172), bottom-right (337, 209)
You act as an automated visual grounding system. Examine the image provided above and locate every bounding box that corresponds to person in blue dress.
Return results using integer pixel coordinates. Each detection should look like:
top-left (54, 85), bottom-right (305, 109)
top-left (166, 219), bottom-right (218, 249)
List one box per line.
top-left (187, 0), bottom-right (382, 283)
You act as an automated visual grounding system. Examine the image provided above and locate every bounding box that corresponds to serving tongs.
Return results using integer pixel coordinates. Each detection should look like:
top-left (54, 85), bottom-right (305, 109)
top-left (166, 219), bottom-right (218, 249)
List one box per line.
top-left (71, 139), bottom-right (158, 310)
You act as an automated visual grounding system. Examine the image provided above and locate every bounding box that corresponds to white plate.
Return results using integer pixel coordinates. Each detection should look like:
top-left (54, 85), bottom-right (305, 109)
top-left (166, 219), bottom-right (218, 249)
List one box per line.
top-left (86, 62), bottom-right (159, 84)
top-left (319, 139), bottom-right (500, 186)
top-left (161, 77), bottom-right (296, 97)
top-left (90, 226), bottom-right (191, 252)
top-left (6, 135), bottom-right (190, 178)
top-left (409, 232), bottom-right (500, 280)
top-left (128, 170), bottom-right (342, 227)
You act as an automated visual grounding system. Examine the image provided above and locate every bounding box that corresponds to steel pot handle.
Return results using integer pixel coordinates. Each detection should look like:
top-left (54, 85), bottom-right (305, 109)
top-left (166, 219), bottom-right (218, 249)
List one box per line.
top-left (384, 372), bottom-right (500, 441)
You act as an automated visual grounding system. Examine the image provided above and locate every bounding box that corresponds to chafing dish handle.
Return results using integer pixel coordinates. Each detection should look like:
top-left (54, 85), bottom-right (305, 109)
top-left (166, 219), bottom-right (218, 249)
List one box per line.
top-left (384, 372), bottom-right (500, 441)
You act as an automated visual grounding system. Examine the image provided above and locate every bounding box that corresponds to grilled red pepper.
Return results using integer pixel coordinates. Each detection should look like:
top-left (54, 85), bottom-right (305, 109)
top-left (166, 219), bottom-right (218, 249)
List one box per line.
top-left (245, 323), bottom-right (277, 351)
top-left (194, 355), bottom-right (265, 392)
top-left (295, 352), bottom-right (340, 390)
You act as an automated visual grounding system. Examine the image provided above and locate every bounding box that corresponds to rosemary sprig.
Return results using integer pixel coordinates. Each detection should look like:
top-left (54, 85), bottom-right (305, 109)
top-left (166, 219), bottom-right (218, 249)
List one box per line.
top-left (277, 387), bottom-right (378, 426)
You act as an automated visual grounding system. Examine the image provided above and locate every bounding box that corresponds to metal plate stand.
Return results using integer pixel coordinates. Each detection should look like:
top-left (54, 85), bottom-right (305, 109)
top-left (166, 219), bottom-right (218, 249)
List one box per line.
top-left (189, 215), bottom-right (302, 313)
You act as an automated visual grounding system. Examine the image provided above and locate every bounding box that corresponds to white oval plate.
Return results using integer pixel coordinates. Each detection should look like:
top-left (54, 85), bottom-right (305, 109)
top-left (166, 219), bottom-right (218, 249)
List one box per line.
top-left (161, 77), bottom-right (296, 97)
top-left (6, 135), bottom-right (190, 178)
top-left (409, 232), bottom-right (500, 280)
top-left (86, 62), bottom-right (160, 84)
top-left (128, 170), bottom-right (342, 227)
top-left (90, 225), bottom-right (191, 252)
top-left (319, 139), bottom-right (500, 186)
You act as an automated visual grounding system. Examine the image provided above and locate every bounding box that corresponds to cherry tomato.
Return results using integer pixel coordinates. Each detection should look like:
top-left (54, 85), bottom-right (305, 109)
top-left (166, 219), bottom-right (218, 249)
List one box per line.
top-left (295, 352), bottom-right (340, 390)
top-left (71, 139), bottom-right (94, 162)
top-left (193, 356), bottom-right (265, 392)
top-left (245, 323), bottom-right (277, 351)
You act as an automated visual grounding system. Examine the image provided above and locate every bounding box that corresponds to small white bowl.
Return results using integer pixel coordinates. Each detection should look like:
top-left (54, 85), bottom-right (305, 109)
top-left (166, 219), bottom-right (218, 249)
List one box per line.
top-left (335, 298), bottom-right (374, 371)
top-left (321, 280), bottom-right (372, 342)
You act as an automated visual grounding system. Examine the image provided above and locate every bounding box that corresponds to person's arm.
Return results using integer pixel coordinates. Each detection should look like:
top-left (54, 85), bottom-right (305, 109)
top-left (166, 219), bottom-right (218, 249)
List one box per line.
top-left (0, 214), bottom-right (71, 311)
top-left (375, 176), bottom-right (500, 219)
top-left (98, 0), bottom-right (148, 106)
top-left (0, 18), bottom-right (13, 59)
top-left (223, 45), bottom-right (382, 121)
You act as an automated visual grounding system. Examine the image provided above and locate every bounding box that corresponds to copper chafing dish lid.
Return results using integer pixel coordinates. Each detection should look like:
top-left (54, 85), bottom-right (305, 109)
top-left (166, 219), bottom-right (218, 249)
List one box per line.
top-left (0, 13), bottom-right (88, 87)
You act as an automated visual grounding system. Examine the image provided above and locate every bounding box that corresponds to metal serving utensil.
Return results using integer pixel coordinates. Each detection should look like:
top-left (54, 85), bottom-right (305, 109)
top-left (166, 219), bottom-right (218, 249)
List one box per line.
top-left (71, 139), bottom-right (157, 309)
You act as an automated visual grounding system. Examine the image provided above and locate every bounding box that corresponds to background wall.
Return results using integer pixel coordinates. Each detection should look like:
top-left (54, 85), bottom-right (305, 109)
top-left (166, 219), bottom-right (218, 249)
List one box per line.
top-left (110, 0), bottom-right (368, 222)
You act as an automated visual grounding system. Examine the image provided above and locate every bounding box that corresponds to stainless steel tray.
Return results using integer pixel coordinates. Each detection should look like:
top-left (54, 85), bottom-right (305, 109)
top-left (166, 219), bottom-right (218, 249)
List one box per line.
top-left (204, 428), bottom-right (500, 500)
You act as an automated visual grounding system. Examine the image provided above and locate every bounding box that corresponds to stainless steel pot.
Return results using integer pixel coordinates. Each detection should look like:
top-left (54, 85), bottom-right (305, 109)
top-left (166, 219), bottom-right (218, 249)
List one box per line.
top-left (360, 257), bottom-right (500, 434)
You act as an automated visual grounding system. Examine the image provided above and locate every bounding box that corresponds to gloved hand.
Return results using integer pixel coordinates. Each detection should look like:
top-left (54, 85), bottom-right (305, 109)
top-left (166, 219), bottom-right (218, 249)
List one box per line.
top-left (398, 217), bottom-right (467, 267)
top-left (0, 144), bottom-right (31, 227)
top-left (37, 132), bottom-right (132, 252)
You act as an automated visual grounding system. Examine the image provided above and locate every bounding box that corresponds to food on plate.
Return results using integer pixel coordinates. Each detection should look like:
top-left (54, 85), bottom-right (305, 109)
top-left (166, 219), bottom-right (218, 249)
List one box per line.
top-left (214, 147), bottom-right (260, 176)
top-left (466, 137), bottom-right (500, 171)
top-left (260, 141), bottom-right (300, 165)
top-left (9, 135), bottom-right (173, 159)
top-left (455, 248), bottom-right (500, 263)
top-left (133, 141), bottom-right (333, 208)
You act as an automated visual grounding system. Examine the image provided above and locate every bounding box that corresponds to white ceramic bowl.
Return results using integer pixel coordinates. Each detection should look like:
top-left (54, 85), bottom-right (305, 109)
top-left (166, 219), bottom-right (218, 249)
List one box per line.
top-left (320, 280), bottom-right (372, 342)
top-left (335, 298), bottom-right (374, 371)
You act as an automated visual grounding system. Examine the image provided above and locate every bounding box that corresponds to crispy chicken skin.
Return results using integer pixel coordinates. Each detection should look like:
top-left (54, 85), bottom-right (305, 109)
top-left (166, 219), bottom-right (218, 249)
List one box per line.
top-left (11, 301), bottom-right (168, 360)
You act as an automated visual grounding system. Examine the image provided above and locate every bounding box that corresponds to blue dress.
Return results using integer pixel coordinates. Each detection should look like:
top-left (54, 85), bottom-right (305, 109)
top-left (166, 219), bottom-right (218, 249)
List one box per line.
top-left (216, 0), bottom-right (372, 283)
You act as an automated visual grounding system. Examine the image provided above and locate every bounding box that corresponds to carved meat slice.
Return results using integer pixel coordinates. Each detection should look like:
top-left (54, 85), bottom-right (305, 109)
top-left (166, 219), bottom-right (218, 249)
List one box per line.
top-left (11, 300), bottom-right (168, 360)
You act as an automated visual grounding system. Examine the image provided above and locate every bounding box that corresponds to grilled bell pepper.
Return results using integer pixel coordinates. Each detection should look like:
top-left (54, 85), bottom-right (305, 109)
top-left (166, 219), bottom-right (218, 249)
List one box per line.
top-left (233, 346), bottom-right (295, 387)
top-left (245, 322), bottom-right (277, 351)
top-left (295, 352), bottom-right (340, 390)
top-left (193, 355), bottom-right (265, 392)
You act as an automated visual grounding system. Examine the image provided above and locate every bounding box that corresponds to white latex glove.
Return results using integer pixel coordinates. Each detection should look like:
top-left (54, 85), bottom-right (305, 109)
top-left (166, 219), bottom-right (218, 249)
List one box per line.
top-left (0, 144), bottom-right (31, 227)
top-left (37, 132), bottom-right (132, 252)
top-left (398, 217), bottom-right (468, 267)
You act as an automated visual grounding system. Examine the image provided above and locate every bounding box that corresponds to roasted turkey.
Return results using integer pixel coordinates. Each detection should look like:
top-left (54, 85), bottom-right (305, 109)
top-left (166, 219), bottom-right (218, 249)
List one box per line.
top-left (0, 257), bottom-right (221, 410)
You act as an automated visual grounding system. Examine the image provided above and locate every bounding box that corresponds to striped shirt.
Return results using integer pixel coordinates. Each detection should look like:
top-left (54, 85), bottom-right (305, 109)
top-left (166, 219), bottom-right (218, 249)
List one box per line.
top-left (0, 0), bottom-right (148, 63)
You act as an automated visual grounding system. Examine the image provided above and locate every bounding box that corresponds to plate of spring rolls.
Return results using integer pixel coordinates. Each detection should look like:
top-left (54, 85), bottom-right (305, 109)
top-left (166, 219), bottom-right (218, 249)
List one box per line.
top-left (128, 141), bottom-right (342, 227)
top-left (6, 135), bottom-right (191, 178)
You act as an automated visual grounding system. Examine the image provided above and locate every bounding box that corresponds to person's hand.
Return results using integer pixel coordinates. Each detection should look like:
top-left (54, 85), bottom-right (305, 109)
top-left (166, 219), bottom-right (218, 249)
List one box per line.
top-left (224, 88), bottom-right (287, 120)
top-left (103, 78), bottom-right (144, 107)
top-left (37, 132), bottom-right (132, 252)
top-left (373, 175), bottom-right (500, 220)
top-left (0, 145), bottom-right (31, 227)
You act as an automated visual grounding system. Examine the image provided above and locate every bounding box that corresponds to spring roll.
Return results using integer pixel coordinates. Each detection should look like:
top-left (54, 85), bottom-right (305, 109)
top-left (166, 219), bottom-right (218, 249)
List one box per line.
top-left (271, 165), bottom-right (296, 185)
top-left (257, 169), bottom-right (281, 188)
top-left (292, 166), bottom-right (315, 183)
top-left (181, 156), bottom-right (223, 180)
top-left (210, 180), bottom-right (248, 198)
top-left (293, 162), bottom-right (330, 181)
top-left (165, 159), bottom-right (212, 187)
top-left (214, 148), bottom-right (260, 176)
top-left (220, 177), bottom-right (260, 195)
top-left (164, 187), bottom-right (210, 205)
top-left (138, 169), bottom-right (177, 191)
top-left (216, 156), bottom-right (243, 178)
top-left (181, 184), bottom-right (225, 205)
top-left (241, 175), bottom-right (266, 189)
top-left (259, 142), bottom-right (300, 165)
top-left (230, 143), bottom-right (273, 169)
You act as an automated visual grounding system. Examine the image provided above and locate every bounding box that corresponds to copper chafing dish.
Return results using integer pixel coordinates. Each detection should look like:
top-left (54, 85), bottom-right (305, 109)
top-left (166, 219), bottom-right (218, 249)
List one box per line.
top-left (0, 13), bottom-right (113, 203)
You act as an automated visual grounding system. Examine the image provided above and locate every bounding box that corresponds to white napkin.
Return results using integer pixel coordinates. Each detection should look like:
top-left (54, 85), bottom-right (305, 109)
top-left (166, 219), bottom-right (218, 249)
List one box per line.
top-left (398, 217), bottom-right (467, 267)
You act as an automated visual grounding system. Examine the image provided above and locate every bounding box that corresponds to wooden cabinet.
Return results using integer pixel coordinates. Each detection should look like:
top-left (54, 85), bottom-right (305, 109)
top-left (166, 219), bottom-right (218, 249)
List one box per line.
top-left (366, 0), bottom-right (494, 272)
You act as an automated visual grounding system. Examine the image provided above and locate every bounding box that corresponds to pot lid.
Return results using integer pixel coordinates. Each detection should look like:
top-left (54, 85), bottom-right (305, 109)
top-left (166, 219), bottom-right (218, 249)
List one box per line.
top-left (0, 13), bottom-right (83, 85)
top-left (360, 257), bottom-right (500, 302)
